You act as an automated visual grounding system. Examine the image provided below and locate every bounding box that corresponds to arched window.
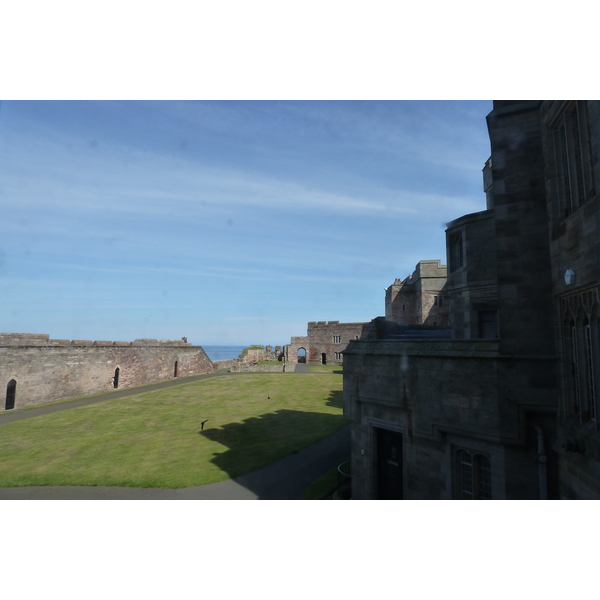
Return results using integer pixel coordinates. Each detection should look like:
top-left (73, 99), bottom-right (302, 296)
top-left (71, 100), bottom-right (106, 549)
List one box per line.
top-left (114, 368), bottom-right (120, 389)
top-left (5, 379), bottom-right (16, 410)
top-left (455, 448), bottom-right (491, 499)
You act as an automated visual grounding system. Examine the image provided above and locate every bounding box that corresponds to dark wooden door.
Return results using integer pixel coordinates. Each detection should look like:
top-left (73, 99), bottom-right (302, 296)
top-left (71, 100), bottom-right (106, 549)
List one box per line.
top-left (5, 380), bottom-right (16, 410)
top-left (376, 427), bottom-right (403, 499)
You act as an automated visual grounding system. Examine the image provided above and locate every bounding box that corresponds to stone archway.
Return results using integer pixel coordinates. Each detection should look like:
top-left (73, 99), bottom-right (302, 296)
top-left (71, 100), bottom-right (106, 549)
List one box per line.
top-left (297, 347), bottom-right (307, 364)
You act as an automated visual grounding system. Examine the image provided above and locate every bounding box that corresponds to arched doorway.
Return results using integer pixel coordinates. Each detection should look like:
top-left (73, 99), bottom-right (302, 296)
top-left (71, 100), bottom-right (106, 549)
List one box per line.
top-left (114, 368), bottom-right (120, 389)
top-left (297, 348), bottom-right (306, 364)
top-left (5, 380), bottom-right (16, 410)
top-left (174, 361), bottom-right (178, 378)
top-left (321, 353), bottom-right (327, 365)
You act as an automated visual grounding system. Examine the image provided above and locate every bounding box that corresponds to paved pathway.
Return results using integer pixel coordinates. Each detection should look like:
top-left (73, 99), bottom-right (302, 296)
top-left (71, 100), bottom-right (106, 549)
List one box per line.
top-left (0, 363), bottom-right (350, 500)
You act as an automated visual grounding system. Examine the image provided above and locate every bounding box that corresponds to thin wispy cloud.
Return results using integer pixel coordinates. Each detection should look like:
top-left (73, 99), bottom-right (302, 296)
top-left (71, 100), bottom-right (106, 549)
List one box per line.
top-left (0, 100), bottom-right (493, 344)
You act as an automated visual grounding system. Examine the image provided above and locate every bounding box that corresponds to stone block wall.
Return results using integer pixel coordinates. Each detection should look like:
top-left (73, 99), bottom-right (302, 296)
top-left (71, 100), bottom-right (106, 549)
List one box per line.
top-left (1, 335), bottom-right (213, 410)
top-left (239, 345), bottom-right (285, 364)
top-left (285, 336), bottom-right (310, 363)
top-left (386, 278), bottom-right (417, 322)
top-left (306, 321), bottom-right (372, 365)
top-left (540, 100), bottom-right (600, 499)
top-left (343, 338), bottom-right (556, 499)
top-left (385, 260), bottom-right (448, 326)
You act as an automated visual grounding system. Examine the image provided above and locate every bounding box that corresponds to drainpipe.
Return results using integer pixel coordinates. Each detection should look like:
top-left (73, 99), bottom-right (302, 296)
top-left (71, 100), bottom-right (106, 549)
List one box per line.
top-left (533, 425), bottom-right (548, 500)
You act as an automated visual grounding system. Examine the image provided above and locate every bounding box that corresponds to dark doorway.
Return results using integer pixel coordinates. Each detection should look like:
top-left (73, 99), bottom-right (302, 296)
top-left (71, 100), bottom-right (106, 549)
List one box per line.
top-left (297, 348), bottom-right (306, 364)
top-left (5, 379), bottom-right (16, 410)
top-left (114, 368), bottom-right (120, 389)
top-left (375, 427), bottom-right (403, 499)
top-left (321, 353), bottom-right (327, 365)
top-left (174, 361), bottom-right (178, 378)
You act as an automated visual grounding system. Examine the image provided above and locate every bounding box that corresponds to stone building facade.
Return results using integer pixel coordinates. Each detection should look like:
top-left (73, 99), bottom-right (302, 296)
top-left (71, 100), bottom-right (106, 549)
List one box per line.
top-left (385, 260), bottom-right (449, 326)
top-left (1, 334), bottom-right (214, 410)
top-left (344, 100), bottom-right (600, 500)
top-left (540, 100), bottom-right (600, 499)
top-left (285, 321), bottom-right (373, 365)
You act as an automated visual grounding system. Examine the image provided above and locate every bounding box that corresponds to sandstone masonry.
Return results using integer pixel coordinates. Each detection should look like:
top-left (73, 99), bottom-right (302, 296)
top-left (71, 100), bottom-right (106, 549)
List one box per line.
top-left (1, 334), bottom-right (214, 410)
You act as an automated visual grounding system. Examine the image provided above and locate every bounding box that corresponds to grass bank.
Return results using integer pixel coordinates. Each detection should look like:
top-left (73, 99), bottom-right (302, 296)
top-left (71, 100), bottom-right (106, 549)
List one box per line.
top-left (0, 373), bottom-right (344, 489)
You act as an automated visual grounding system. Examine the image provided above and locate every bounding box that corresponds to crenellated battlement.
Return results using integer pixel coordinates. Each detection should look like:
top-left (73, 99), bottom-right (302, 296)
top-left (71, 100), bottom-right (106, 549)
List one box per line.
top-left (0, 334), bottom-right (191, 347)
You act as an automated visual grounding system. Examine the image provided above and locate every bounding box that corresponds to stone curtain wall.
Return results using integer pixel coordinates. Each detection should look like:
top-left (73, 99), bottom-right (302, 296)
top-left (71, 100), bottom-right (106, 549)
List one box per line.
top-left (0, 335), bottom-right (214, 410)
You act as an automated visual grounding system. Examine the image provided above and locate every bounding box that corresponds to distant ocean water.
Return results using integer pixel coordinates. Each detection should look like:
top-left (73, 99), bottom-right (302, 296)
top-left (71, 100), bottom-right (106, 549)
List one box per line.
top-left (202, 345), bottom-right (248, 361)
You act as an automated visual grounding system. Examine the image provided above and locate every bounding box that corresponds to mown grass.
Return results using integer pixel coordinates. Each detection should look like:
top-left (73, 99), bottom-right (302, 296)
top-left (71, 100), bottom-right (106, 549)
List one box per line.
top-left (0, 373), bottom-right (344, 489)
top-left (308, 365), bottom-right (343, 374)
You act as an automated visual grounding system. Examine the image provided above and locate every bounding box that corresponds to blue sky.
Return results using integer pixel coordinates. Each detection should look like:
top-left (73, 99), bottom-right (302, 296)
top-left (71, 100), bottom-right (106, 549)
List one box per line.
top-left (0, 100), bottom-right (493, 346)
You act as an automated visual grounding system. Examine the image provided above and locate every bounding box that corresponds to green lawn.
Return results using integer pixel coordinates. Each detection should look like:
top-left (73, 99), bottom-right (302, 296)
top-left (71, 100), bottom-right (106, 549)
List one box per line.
top-left (308, 365), bottom-right (343, 374)
top-left (0, 373), bottom-right (344, 489)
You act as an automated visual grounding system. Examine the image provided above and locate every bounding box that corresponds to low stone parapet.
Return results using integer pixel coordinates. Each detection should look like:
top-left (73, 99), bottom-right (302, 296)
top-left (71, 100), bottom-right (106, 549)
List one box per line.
top-left (212, 358), bottom-right (240, 371)
top-left (229, 363), bottom-right (289, 373)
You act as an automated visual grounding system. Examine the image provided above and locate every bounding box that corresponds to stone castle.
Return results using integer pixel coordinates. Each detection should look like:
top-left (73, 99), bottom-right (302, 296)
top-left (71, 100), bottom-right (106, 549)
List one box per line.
top-left (1, 334), bottom-right (282, 410)
top-left (343, 100), bottom-right (600, 500)
top-left (5, 101), bottom-right (599, 501)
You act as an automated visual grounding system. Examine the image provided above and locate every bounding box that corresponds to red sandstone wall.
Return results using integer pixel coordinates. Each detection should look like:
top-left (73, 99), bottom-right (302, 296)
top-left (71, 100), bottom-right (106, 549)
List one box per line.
top-left (1, 343), bottom-right (214, 410)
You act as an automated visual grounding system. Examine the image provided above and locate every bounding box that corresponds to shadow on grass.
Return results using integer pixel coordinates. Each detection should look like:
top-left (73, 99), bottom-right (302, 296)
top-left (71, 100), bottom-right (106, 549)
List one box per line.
top-left (327, 389), bottom-right (342, 409)
top-left (199, 389), bottom-right (349, 499)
